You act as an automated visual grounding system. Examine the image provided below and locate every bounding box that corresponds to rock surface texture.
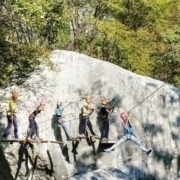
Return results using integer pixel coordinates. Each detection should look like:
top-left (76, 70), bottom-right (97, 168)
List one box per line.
top-left (0, 50), bottom-right (179, 180)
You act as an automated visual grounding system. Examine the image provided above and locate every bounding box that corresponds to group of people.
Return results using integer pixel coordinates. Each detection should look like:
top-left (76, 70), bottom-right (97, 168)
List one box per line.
top-left (77, 96), bottom-right (151, 154)
top-left (1, 91), bottom-right (151, 154)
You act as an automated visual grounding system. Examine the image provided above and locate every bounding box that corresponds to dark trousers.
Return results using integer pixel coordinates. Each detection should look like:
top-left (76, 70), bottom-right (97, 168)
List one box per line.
top-left (101, 120), bottom-right (109, 139)
top-left (79, 116), bottom-right (95, 135)
top-left (27, 119), bottom-right (39, 138)
top-left (3, 115), bottom-right (18, 138)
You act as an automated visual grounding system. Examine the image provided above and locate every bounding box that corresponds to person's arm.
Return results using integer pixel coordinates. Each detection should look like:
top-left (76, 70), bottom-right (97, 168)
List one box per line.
top-left (61, 107), bottom-right (64, 115)
top-left (106, 106), bottom-right (113, 114)
top-left (127, 116), bottom-right (132, 127)
top-left (81, 106), bottom-right (86, 115)
top-left (89, 103), bottom-right (95, 115)
top-left (121, 121), bottom-right (125, 129)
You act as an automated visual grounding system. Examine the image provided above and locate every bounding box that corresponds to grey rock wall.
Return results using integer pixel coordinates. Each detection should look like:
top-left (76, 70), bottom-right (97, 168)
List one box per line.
top-left (0, 50), bottom-right (179, 180)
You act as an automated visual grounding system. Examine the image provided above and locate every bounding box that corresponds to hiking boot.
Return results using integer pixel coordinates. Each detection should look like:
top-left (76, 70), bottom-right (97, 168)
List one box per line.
top-left (146, 149), bottom-right (152, 155)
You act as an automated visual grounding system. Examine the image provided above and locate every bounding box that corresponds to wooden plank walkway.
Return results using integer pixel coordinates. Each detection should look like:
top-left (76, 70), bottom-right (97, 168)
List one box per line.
top-left (0, 139), bottom-right (64, 144)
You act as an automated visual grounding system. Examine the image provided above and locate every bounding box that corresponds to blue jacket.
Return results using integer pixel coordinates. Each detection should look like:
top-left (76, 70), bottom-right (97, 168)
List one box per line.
top-left (124, 123), bottom-right (133, 134)
top-left (55, 107), bottom-right (64, 117)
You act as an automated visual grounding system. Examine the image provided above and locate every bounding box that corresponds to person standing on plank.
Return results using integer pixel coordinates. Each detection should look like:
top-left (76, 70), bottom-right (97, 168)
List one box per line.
top-left (2, 90), bottom-right (19, 139)
top-left (105, 111), bottom-right (152, 154)
top-left (27, 102), bottom-right (45, 140)
top-left (54, 101), bottom-right (72, 141)
top-left (98, 98), bottom-right (112, 143)
top-left (79, 96), bottom-right (96, 137)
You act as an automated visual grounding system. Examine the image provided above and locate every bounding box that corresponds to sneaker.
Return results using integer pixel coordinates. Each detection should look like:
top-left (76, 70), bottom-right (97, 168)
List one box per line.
top-left (146, 149), bottom-right (152, 155)
top-left (104, 148), bottom-right (111, 152)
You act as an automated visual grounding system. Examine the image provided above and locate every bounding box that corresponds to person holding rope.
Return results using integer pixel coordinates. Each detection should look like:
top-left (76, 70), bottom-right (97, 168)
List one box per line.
top-left (98, 98), bottom-right (112, 143)
top-left (54, 101), bottom-right (72, 141)
top-left (27, 102), bottom-right (45, 140)
top-left (105, 111), bottom-right (152, 154)
top-left (79, 96), bottom-right (96, 137)
top-left (2, 90), bottom-right (19, 139)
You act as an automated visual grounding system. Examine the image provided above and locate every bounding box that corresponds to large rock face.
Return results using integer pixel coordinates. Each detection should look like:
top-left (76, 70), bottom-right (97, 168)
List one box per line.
top-left (0, 50), bottom-right (179, 180)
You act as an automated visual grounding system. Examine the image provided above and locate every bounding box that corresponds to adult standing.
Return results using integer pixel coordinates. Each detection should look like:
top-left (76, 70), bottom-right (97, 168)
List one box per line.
top-left (79, 96), bottom-right (96, 136)
top-left (98, 98), bottom-right (112, 142)
top-left (54, 101), bottom-right (72, 141)
top-left (2, 90), bottom-right (19, 139)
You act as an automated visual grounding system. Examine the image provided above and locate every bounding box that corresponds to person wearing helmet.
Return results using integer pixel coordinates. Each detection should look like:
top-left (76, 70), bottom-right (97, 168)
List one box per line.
top-left (27, 102), bottom-right (45, 140)
top-left (79, 96), bottom-right (96, 136)
top-left (104, 111), bottom-right (152, 154)
top-left (2, 90), bottom-right (19, 139)
top-left (54, 101), bottom-right (72, 141)
top-left (98, 98), bottom-right (112, 143)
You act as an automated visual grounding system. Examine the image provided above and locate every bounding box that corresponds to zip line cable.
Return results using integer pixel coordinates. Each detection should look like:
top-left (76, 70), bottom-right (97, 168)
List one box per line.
top-left (128, 82), bottom-right (167, 113)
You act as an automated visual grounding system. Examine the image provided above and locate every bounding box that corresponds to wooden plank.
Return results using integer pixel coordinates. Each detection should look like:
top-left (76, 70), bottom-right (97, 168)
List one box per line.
top-left (100, 141), bottom-right (116, 144)
top-left (0, 139), bottom-right (64, 144)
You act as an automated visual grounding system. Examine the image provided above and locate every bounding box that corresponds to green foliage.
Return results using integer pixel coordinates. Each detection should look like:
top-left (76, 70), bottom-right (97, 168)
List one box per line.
top-left (108, 0), bottom-right (152, 31)
top-left (0, 40), bottom-right (49, 86)
top-left (152, 46), bottom-right (180, 86)
top-left (0, 0), bottom-right (67, 86)
top-left (0, 0), bottom-right (179, 87)
top-left (65, 0), bottom-right (179, 87)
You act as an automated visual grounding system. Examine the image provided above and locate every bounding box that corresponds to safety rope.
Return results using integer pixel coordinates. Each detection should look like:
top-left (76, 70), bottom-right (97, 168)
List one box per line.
top-left (127, 82), bottom-right (167, 113)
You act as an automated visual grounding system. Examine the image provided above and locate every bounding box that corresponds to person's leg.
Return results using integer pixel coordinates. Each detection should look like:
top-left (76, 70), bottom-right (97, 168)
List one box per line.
top-left (2, 115), bottom-right (13, 138)
top-left (105, 135), bottom-right (128, 152)
top-left (28, 120), bottom-right (35, 139)
top-left (79, 116), bottom-right (86, 135)
top-left (100, 121), bottom-right (105, 138)
top-left (61, 122), bottom-right (72, 140)
top-left (87, 118), bottom-right (96, 135)
top-left (13, 115), bottom-right (18, 138)
top-left (130, 134), bottom-right (150, 153)
top-left (104, 120), bottom-right (109, 139)
top-left (34, 120), bottom-right (40, 138)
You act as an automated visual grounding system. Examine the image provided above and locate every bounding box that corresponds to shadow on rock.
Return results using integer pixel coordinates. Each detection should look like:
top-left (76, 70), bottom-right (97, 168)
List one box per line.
top-left (142, 123), bottom-right (164, 137)
top-left (15, 142), bottom-right (34, 179)
top-left (0, 146), bottom-right (14, 180)
top-left (51, 115), bottom-right (70, 162)
top-left (152, 149), bottom-right (174, 170)
top-left (127, 165), bottom-right (157, 180)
